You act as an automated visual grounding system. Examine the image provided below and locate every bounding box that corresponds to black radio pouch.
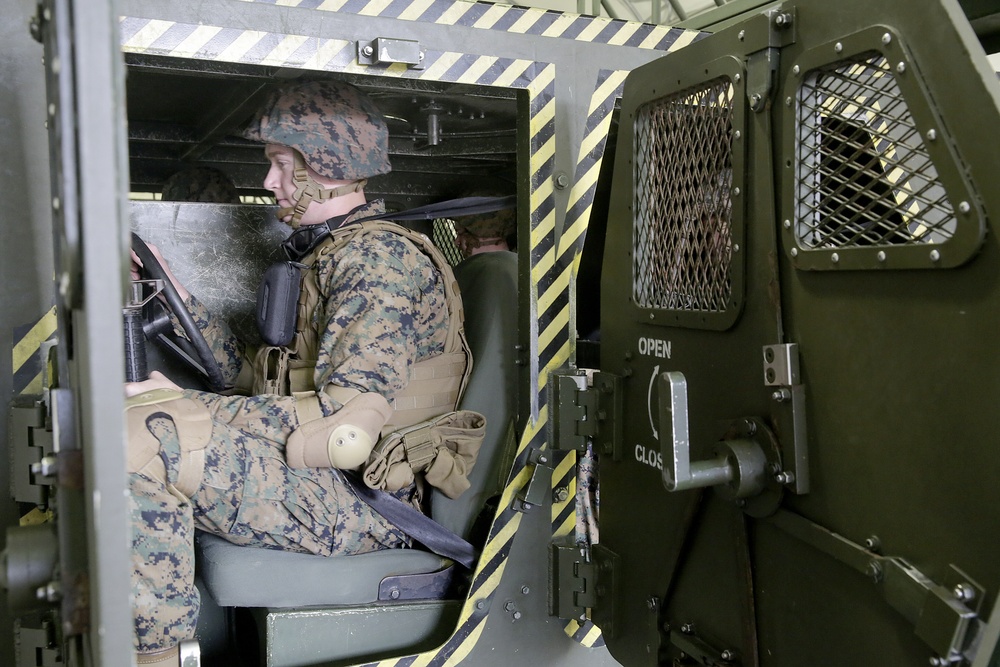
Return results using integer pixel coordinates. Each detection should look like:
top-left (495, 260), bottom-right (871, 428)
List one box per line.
top-left (256, 261), bottom-right (305, 347)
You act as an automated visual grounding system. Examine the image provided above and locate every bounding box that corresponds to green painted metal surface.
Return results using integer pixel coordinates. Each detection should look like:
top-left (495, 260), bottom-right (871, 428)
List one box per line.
top-left (592, 0), bottom-right (1000, 664)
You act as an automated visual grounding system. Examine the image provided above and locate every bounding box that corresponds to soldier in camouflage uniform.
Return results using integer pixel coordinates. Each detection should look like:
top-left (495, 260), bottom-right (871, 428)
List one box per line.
top-left (125, 80), bottom-right (465, 665)
top-left (160, 165), bottom-right (240, 204)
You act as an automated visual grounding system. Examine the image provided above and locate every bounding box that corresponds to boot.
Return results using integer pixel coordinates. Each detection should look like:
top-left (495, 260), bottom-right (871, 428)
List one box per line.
top-left (136, 639), bottom-right (201, 666)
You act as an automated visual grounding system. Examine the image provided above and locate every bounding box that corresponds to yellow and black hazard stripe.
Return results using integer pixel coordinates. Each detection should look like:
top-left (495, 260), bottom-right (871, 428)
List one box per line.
top-left (234, 0), bottom-right (695, 51)
top-left (12, 306), bottom-right (56, 395)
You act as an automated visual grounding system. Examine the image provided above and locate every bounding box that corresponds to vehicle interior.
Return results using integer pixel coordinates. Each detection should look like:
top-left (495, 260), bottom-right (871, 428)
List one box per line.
top-left (124, 53), bottom-right (524, 666)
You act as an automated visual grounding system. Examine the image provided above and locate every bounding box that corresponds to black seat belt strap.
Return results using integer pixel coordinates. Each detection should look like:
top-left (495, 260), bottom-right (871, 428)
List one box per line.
top-left (342, 473), bottom-right (477, 569)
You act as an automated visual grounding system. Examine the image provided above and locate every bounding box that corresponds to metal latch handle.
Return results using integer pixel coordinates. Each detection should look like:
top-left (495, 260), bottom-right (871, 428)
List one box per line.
top-left (658, 371), bottom-right (734, 492)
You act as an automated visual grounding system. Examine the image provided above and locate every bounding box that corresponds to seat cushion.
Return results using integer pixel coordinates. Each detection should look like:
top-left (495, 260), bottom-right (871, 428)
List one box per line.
top-left (196, 532), bottom-right (449, 608)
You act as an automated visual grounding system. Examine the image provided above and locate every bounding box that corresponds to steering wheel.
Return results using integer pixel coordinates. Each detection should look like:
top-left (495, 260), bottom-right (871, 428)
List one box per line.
top-left (131, 233), bottom-right (228, 393)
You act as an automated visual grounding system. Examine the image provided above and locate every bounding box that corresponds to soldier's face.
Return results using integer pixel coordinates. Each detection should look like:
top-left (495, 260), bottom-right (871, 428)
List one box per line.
top-left (264, 144), bottom-right (301, 223)
top-left (263, 144), bottom-right (353, 226)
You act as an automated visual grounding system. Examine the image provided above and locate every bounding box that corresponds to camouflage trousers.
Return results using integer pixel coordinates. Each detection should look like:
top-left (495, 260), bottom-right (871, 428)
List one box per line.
top-left (129, 391), bottom-right (409, 653)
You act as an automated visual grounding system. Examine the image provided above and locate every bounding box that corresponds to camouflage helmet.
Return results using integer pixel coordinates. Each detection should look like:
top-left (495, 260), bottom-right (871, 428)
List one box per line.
top-left (243, 79), bottom-right (391, 181)
top-left (161, 166), bottom-right (240, 204)
top-left (453, 183), bottom-right (517, 252)
top-left (454, 207), bottom-right (516, 240)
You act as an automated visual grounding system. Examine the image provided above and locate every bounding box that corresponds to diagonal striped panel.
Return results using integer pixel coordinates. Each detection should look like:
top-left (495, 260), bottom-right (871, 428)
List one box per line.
top-left (12, 306), bottom-right (57, 395)
top-left (231, 0), bottom-right (701, 51)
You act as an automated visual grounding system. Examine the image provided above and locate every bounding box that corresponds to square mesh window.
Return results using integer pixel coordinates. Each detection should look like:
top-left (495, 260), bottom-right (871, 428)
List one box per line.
top-left (633, 77), bottom-right (735, 313)
top-left (795, 53), bottom-right (956, 249)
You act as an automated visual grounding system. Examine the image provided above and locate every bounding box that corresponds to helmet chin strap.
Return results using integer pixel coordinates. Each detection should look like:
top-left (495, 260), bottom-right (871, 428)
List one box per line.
top-left (279, 152), bottom-right (367, 229)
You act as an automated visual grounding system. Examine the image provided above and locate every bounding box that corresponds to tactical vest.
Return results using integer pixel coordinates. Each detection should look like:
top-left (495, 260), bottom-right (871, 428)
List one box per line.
top-left (252, 220), bottom-right (472, 431)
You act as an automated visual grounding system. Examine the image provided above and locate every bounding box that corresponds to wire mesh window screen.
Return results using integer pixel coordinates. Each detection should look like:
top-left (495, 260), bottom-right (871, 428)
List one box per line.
top-left (633, 77), bottom-right (735, 313)
top-left (796, 53), bottom-right (956, 250)
top-left (432, 218), bottom-right (465, 266)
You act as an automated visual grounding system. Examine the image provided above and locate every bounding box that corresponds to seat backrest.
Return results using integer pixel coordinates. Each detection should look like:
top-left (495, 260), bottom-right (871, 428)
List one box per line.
top-left (430, 251), bottom-right (519, 539)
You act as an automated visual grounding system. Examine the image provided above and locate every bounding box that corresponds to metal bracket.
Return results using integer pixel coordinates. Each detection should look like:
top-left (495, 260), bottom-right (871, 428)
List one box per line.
top-left (513, 448), bottom-right (554, 512)
top-left (668, 622), bottom-right (741, 665)
top-left (741, 8), bottom-right (796, 112)
top-left (771, 510), bottom-right (986, 663)
top-left (763, 344), bottom-right (809, 494)
top-left (15, 617), bottom-right (62, 666)
top-left (549, 369), bottom-right (621, 459)
top-left (378, 565), bottom-right (456, 601)
top-left (357, 38), bottom-right (424, 69)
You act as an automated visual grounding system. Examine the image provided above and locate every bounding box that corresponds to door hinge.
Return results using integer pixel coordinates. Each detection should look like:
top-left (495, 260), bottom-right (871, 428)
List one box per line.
top-left (550, 541), bottom-right (618, 637)
top-left (9, 397), bottom-right (56, 506)
top-left (549, 369), bottom-right (622, 460)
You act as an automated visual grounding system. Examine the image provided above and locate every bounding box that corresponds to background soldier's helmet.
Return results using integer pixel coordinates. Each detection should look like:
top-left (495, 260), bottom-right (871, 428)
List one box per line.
top-left (454, 207), bottom-right (517, 241)
top-left (453, 183), bottom-right (517, 252)
top-left (161, 166), bottom-right (240, 203)
top-left (243, 79), bottom-right (391, 181)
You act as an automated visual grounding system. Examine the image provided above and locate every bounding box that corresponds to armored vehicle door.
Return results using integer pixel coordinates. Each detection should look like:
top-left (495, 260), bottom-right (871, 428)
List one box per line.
top-left (581, 0), bottom-right (1000, 665)
top-left (4, 0), bottom-right (135, 666)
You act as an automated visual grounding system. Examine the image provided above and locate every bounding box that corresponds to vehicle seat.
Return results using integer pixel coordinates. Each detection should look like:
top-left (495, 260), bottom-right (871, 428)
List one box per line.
top-left (195, 249), bottom-right (519, 608)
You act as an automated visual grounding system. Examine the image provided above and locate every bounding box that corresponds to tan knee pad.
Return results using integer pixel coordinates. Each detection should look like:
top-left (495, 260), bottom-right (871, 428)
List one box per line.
top-left (126, 389), bottom-right (213, 500)
top-left (286, 392), bottom-right (392, 469)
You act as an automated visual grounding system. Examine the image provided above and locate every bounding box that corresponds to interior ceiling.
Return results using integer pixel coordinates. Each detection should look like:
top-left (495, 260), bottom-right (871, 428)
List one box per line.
top-left (124, 54), bottom-right (519, 209)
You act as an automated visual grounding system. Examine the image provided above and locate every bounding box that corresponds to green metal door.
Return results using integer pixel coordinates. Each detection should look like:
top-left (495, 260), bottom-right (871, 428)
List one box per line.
top-left (590, 1), bottom-right (1000, 665)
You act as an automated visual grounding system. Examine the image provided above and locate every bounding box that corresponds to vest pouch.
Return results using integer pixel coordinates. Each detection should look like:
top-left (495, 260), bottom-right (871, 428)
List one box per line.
top-left (257, 261), bottom-right (304, 347)
top-left (363, 410), bottom-right (486, 499)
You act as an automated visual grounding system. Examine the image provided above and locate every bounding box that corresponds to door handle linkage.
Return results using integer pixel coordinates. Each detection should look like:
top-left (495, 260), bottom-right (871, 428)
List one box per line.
top-left (658, 371), bottom-right (783, 517)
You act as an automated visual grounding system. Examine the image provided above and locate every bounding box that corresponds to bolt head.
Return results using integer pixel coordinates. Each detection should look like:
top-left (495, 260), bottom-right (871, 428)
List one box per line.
top-left (362, 45), bottom-right (374, 57)
top-left (953, 583), bottom-right (976, 602)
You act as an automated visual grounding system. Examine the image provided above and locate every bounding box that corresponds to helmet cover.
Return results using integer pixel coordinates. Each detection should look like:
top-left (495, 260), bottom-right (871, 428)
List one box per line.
top-left (161, 166), bottom-right (240, 204)
top-left (243, 80), bottom-right (391, 181)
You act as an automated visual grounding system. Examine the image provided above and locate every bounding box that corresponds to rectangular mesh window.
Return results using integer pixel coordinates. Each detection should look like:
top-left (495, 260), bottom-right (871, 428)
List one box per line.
top-left (633, 77), bottom-right (735, 313)
top-left (433, 218), bottom-right (465, 266)
top-left (796, 53), bottom-right (956, 249)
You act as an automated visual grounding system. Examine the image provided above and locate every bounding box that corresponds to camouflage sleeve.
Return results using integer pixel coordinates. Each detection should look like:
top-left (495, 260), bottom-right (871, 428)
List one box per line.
top-left (181, 389), bottom-right (300, 435)
top-left (169, 294), bottom-right (247, 387)
top-left (311, 234), bottom-right (433, 416)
